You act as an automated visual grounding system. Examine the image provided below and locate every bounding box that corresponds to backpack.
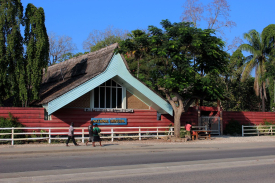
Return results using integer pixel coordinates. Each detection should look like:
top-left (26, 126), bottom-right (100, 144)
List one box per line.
top-left (93, 127), bottom-right (100, 136)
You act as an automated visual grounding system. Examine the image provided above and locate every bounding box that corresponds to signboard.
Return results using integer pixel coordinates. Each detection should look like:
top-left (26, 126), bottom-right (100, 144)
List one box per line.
top-left (91, 118), bottom-right (127, 125)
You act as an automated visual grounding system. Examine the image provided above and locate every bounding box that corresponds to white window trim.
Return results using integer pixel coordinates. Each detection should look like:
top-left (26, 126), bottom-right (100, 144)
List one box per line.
top-left (90, 80), bottom-right (126, 109)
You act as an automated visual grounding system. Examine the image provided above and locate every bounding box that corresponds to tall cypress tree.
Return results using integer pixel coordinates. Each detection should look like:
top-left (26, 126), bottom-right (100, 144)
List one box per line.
top-left (0, 0), bottom-right (23, 105)
top-left (23, 4), bottom-right (49, 106)
top-left (0, 0), bottom-right (49, 107)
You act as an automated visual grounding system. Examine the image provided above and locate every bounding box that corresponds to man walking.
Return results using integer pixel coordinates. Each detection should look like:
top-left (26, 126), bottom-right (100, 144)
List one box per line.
top-left (86, 121), bottom-right (93, 146)
top-left (66, 122), bottom-right (79, 146)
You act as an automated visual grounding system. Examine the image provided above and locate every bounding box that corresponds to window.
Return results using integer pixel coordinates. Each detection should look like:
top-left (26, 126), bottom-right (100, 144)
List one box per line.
top-left (93, 79), bottom-right (123, 109)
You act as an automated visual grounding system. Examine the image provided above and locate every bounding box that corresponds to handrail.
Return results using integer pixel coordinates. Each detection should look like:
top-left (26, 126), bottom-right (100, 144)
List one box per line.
top-left (0, 126), bottom-right (176, 145)
top-left (242, 125), bottom-right (275, 136)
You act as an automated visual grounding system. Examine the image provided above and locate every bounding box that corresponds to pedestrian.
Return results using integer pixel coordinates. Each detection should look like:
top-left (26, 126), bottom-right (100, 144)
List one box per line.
top-left (86, 121), bottom-right (93, 146)
top-left (66, 122), bottom-right (79, 146)
top-left (185, 122), bottom-right (192, 140)
top-left (93, 124), bottom-right (102, 147)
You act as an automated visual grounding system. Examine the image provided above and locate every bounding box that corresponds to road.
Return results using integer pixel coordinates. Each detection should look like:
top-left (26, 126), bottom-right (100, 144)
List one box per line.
top-left (1, 143), bottom-right (275, 182)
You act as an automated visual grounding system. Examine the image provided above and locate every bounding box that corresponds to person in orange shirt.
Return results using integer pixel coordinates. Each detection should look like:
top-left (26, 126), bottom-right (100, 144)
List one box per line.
top-left (185, 122), bottom-right (192, 140)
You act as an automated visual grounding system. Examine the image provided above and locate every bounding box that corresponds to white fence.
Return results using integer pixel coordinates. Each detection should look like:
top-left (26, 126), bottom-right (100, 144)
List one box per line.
top-left (242, 125), bottom-right (275, 136)
top-left (0, 126), bottom-right (207, 145)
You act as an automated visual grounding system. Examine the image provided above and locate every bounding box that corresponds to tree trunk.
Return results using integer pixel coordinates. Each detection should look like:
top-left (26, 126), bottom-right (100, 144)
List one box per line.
top-left (173, 111), bottom-right (182, 138)
top-left (262, 84), bottom-right (265, 112)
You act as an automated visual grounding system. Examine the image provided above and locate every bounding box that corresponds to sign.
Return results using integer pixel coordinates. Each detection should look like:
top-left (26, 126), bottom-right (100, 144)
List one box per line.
top-left (91, 118), bottom-right (127, 125)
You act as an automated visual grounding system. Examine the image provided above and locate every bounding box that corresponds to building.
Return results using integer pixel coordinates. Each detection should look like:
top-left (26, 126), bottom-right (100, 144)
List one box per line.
top-left (32, 43), bottom-right (184, 128)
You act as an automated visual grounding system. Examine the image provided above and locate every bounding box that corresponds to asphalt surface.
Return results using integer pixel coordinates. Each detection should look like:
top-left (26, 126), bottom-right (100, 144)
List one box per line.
top-left (1, 137), bottom-right (275, 182)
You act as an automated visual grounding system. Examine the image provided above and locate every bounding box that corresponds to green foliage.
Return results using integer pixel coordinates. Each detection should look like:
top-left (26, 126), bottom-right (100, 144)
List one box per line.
top-left (180, 128), bottom-right (187, 138)
top-left (116, 20), bottom-right (228, 138)
top-left (57, 52), bottom-right (89, 63)
top-left (239, 24), bottom-right (275, 111)
top-left (0, 113), bottom-right (24, 142)
top-left (263, 119), bottom-right (275, 125)
top-left (30, 130), bottom-right (37, 141)
top-left (222, 76), bottom-right (261, 111)
top-left (224, 119), bottom-right (242, 136)
top-left (0, 1), bottom-right (49, 107)
top-left (90, 35), bottom-right (123, 52)
top-left (40, 129), bottom-right (48, 138)
top-left (0, 0), bottom-right (24, 105)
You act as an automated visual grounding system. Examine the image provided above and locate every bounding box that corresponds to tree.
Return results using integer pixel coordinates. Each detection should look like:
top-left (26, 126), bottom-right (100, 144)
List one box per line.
top-left (181, 0), bottom-right (239, 52)
top-left (22, 3), bottom-right (49, 106)
top-left (264, 25), bottom-right (275, 111)
top-left (83, 26), bottom-right (128, 52)
top-left (117, 20), bottom-right (228, 138)
top-left (0, 0), bottom-right (24, 105)
top-left (48, 32), bottom-right (76, 65)
top-left (238, 24), bottom-right (275, 112)
top-left (57, 51), bottom-right (89, 63)
top-left (0, 0), bottom-right (49, 107)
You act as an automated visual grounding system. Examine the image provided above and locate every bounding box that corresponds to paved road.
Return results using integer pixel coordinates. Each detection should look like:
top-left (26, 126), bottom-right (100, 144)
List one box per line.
top-left (1, 147), bottom-right (275, 173)
top-left (1, 142), bottom-right (275, 182)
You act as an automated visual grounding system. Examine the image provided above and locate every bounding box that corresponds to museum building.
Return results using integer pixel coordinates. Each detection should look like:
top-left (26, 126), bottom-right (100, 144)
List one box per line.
top-left (31, 43), bottom-right (198, 128)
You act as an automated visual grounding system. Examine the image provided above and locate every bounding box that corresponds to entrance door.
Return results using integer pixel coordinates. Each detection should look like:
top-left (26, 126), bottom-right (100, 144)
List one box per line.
top-left (200, 116), bottom-right (220, 135)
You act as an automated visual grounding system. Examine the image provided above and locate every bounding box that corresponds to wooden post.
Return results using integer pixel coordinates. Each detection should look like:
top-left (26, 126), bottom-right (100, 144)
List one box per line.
top-left (82, 128), bottom-right (84, 143)
top-left (11, 127), bottom-right (14, 146)
top-left (111, 128), bottom-right (114, 142)
top-left (157, 127), bottom-right (159, 139)
top-left (48, 129), bottom-right (51, 144)
top-left (139, 127), bottom-right (141, 141)
top-left (218, 99), bottom-right (223, 135)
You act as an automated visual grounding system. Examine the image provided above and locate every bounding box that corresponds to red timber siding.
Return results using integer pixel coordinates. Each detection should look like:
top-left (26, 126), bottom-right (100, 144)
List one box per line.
top-left (163, 107), bottom-right (198, 126)
top-left (0, 107), bottom-right (199, 128)
top-left (52, 108), bottom-right (172, 128)
top-left (222, 111), bottom-right (275, 127)
top-left (0, 107), bottom-right (175, 133)
top-left (0, 107), bottom-right (45, 127)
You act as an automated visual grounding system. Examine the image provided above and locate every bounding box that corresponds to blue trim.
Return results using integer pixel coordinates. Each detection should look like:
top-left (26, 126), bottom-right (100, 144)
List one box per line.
top-left (48, 54), bottom-right (173, 116)
top-left (91, 118), bottom-right (127, 125)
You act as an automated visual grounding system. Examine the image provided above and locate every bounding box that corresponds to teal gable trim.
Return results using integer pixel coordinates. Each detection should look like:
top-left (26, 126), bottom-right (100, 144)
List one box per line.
top-left (48, 54), bottom-right (173, 116)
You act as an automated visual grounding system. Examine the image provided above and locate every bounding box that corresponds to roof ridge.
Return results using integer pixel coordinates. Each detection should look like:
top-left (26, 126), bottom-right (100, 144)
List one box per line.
top-left (48, 43), bottom-right (119, 69)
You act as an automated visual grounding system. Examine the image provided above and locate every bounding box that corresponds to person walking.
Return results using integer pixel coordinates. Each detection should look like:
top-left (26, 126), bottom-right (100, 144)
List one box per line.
top-left (86, 121), bottom-right (93, 146)
top-left (66, 122), bottom-right (79, 146)
top-left (93, 124), bottom-right (102, 147)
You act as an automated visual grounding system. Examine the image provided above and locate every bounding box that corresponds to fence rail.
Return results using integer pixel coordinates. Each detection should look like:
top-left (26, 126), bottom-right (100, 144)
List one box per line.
top-left (0, 126), bottom-right (208, 145)
top-left (242, 125), bottom-right (275, 136)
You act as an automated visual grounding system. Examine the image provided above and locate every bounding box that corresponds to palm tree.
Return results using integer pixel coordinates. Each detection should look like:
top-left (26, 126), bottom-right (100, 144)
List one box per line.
top-left (239, 25), bottom-right (275, 112)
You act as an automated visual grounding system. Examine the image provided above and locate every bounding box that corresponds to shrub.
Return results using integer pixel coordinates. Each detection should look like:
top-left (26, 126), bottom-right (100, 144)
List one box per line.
top-left (180, 128), bottom-right (187, 138)
top-left (0, 113), bottom-right (24, 144)
top-left (224, 119), bottom-right (242, 136)
top-left (263, 119), bottom-right (275, 125)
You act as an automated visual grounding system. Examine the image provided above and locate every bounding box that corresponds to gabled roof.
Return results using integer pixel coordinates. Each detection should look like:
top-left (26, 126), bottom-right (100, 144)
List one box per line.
top-left (35, 43), bottom-right (120, 105)
top-left (34, 43), bottom-right (173, 116)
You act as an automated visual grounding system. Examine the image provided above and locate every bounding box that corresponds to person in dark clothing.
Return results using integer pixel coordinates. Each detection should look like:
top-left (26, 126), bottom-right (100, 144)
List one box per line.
top-left (93, 124), bottom-right (102, 147)
top-left (66, 122), bottom-right (79, 146)
top-left (86, 121), bottom-right (93, 146)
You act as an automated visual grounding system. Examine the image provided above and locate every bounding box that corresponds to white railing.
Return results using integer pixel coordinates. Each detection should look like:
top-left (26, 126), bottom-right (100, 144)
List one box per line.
top-left (0, 125), bottom-right (209, 145)
top-left (242, 125), bottom-right (275, 136)
top-left (0, 126), bottom-right (176, 145)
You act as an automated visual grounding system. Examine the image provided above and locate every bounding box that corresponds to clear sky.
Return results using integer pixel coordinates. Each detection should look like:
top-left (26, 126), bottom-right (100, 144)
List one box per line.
top-left (21, 0), bottom-right (275, 54)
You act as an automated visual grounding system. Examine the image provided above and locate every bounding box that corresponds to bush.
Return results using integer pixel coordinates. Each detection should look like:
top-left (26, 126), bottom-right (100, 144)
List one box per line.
top-left (263, 119), bottom-right (275, 125)
top-left (180, 128), bottom-right (187, 138)
top-left (224, 119), bottom-right (242, 136)
top-left (0, 113), bottom-right (24, 144)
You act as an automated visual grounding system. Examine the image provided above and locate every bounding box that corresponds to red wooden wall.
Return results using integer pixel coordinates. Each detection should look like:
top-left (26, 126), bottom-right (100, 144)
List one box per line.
top-left (222, 111), bottom-right (275, 126)
top-left (2, 107), bottom-right (274, 131)
top-left (0, 107), bottom-right (198, 128)
top-left (0, 107), bottom-right (45, 127)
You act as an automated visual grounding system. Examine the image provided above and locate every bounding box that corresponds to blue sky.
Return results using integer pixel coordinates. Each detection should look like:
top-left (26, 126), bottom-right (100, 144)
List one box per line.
top-left (21, 0), bottom-right (275, 54)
